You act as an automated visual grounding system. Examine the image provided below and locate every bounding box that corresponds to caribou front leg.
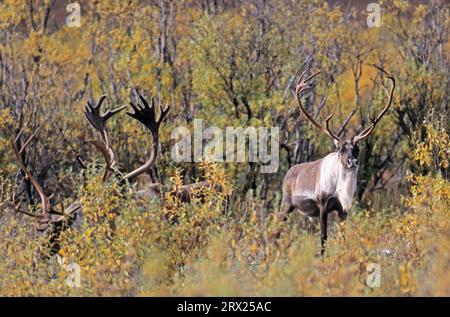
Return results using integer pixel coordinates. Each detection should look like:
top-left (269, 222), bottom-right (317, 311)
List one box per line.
top-left (319, 204), bottom-right (328, 255)
top-left (326, 196), bottom-right (347, 222)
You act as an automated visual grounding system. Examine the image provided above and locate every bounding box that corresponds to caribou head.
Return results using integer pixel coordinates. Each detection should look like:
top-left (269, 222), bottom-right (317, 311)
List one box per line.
top-left (295, 64), bottom-right (395, 171)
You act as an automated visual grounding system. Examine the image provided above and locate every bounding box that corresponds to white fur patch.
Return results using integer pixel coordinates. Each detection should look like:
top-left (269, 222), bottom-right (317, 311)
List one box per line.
top-left (316, 153), bottom-right (357, 211)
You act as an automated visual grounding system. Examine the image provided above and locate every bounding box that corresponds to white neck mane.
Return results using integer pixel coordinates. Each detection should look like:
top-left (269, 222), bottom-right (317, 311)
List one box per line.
top-left (316, 152), bottom-right (358, 211)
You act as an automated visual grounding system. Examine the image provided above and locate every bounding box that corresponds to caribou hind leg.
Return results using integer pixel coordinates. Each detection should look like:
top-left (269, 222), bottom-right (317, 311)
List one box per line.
top-left (277, 193), bottom-right (295, 221)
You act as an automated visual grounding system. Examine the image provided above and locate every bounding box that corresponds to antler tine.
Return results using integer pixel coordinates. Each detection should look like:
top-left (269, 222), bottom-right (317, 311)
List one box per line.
top-left (324, 113), bottom-right (337, 138)
top-left (295, 68), bottom-right (343, 143)
top-left (84, 95), bottom-right (125, 171)
top-left (84, 95), bottom-right (106, 130)
top-left (158, 103), bottom-right (171, 125)
top-left (124, 94), bottom-right (170, 181)
top-left (76, 155), bottom-right (87, 169)
top-left (14, 128), bottom-right (24, 144)
top-left (84, 95), bottom-right (126, 134)
top-left (103, 105), bottom-right (127, 122)
top-left (19, 128), bottom-right (41, 154)
top-left (126, 94), bottom-right (170, 134)
top-left (16, 207), bottom-right (40, 218)
top-left (12, 187), bottom-right (39, 218)
top-left (11, 127), bottom-right (52, 217)
top-left (353, 64), bottom-right (395, 143)
top-left (138, 93), bottom-right (152, 109)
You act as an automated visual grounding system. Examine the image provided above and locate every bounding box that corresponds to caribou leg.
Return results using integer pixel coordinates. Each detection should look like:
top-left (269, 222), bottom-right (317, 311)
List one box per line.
top-left (326, 196), bottom-right (347, 221)
top-left (278, 194), bottom-right (294, 221)
top-left (319, 204), bottom-right (328, 255)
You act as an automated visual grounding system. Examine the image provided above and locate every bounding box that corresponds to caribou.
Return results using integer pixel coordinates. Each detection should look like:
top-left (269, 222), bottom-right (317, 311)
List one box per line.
top-left (11, 93), bottom-right (228, 256)
top-left (11, 94), bottom-right (170, 256)
top-left (279, 65), bottom-right (395, 254)
top-left (12, 127), bottom-right (82, 256)
top-left (83, 94), bottom-right (170, 188)
top-left (84, 94), bottom-right (226, 204)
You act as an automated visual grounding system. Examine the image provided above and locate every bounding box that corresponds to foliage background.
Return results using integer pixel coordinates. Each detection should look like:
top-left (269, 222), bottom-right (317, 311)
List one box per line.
top-left (0, 0), bottom-right (448, 296)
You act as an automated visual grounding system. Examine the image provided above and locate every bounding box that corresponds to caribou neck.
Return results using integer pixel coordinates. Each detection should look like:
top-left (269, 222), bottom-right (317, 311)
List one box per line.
top-left (317, 152), bottom-right (358, 211)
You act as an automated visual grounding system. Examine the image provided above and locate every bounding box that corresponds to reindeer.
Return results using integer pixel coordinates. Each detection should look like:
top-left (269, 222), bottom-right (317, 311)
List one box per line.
top-left (84, 94), bottom-right (169, 190)
top-left (84, 94), bottom-right (226, 205)
top-left (10, 95), bottom-right (170, 256)
top-left (279, 65), bottom-right (395, 254)
top-left (12, 127), bottom-right (82, 256)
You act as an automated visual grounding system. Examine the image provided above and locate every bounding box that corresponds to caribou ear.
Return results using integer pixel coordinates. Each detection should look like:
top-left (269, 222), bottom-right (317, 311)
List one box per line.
top-left (334, 139), bottom-right (341, 150)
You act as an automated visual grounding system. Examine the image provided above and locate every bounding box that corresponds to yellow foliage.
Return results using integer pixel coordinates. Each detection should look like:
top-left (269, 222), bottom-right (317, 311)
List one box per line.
top-left (0, 0), bottom-right (449, 297)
